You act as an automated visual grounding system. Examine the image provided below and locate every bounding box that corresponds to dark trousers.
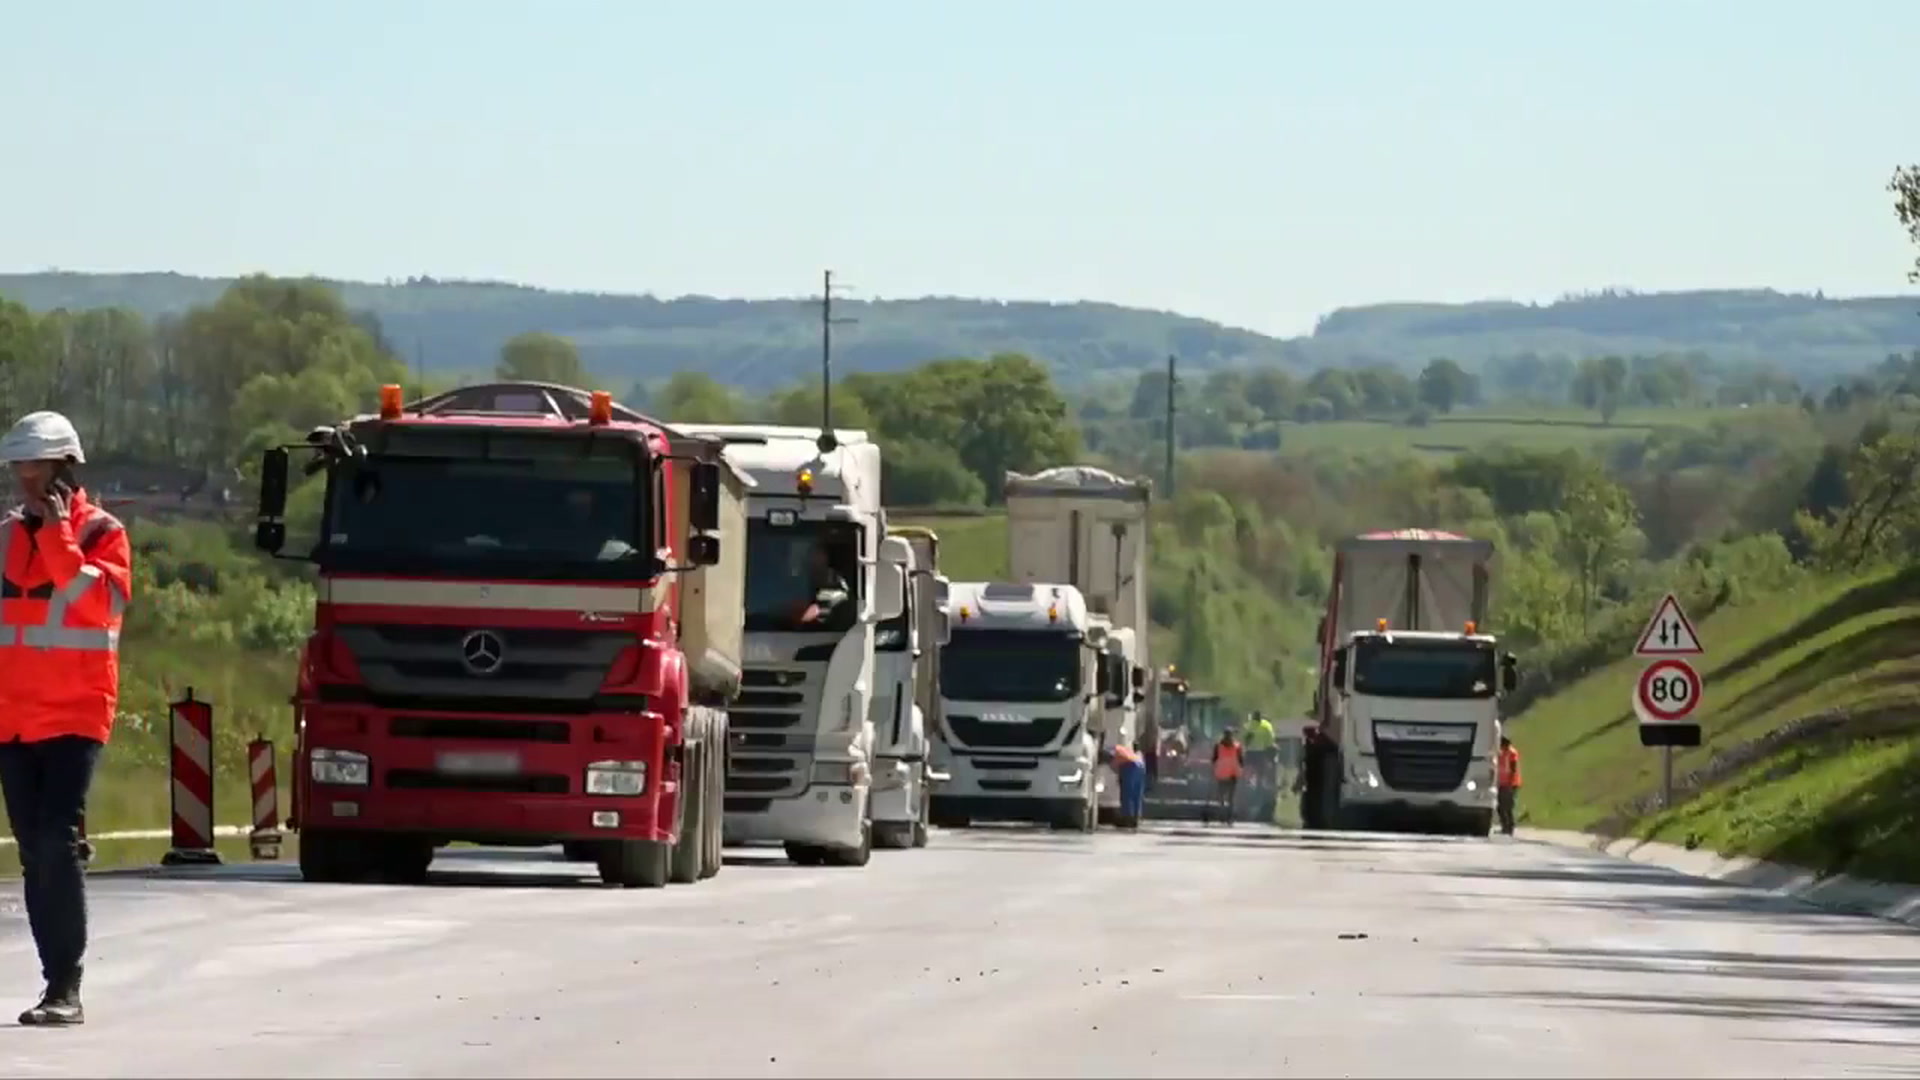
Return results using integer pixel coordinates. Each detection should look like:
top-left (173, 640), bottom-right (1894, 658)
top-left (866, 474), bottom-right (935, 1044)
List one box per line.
top-left (0, 735), bottom-right (103, 989)
top-left (1497, 785), bottom-right (1518, 835)
top-left (1207, 775), bottom-right (1239, 823)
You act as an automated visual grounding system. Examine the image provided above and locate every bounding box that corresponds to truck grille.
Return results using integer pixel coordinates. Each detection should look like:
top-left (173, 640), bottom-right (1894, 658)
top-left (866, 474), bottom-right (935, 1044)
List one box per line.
top-left (1374, 739), bottom-right (1473, 793)
top-left (336, 624), bottom-right (631, 711)
top-left (946, 715), bottom-right (1065, 751)
top-left (724, 664), bottom-right (824, 801)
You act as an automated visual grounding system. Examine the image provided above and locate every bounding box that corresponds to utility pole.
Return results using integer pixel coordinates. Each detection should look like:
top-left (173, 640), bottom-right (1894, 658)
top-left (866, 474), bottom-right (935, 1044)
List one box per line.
top-left (1163, 354), bottom-right (1178, 497)
top-left (819, 269), bottom-right (857, 452)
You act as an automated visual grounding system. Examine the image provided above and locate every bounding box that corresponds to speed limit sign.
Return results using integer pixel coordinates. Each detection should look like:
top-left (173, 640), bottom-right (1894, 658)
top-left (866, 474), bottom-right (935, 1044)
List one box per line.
top-left (1635, 658), bottom-right (1702, 724)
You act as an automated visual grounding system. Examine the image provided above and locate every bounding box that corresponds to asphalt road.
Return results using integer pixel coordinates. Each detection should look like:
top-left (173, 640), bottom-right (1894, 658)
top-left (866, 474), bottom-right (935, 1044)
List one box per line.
top-left (2, 825), bottom-right (1918, 1078)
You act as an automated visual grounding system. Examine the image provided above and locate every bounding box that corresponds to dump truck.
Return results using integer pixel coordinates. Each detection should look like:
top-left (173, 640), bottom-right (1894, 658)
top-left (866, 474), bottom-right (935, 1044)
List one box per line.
top-left (1003, 466), bottom-right (1153, 826)
top-left (930, 581), bottom-right (1102, 831)
top-left (1299, 529), bottom-right (1518, 836)
top-left (668, 424), bottom-right (903, 867)
top-left (252, 381), bottom-right (746, 888)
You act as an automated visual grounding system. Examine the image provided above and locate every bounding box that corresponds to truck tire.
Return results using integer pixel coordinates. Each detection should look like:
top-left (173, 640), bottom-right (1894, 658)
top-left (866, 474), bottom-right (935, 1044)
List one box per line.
top-left (669, 735), bottom-right (705, 885)
top-left (873, 821), bottom-right (915, 849)
top-left (912, 780), bottom-right (931, 848)
top-left (822, 819), bottom-right (873, 867)
top-left (785, 842), bottom-right (827, 866)
top-left (701, 713), bottom-right (727, 879)
top-left (376, 836), bottom-right (434, 884)
top-left (1469, 809), bottom-right (1494, 838)
top-left (600, 838), bottom-right (671, 888)
top-left (299, 829), bottom-right (371, 884)
top-left (561, 842), bottom-right (599, 863)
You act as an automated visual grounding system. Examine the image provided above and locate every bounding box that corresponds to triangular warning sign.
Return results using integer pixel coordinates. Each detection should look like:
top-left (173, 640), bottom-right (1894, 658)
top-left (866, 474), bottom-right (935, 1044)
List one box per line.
top-left (1634, 592), bottom-right (1704, 657)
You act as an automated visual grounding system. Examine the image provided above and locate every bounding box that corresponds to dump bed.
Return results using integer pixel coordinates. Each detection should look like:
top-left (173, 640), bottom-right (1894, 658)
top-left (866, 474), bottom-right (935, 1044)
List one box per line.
top-left (1332, 529), bottom-right (1494, 640)
top-left (668, 429), bottom-right (754, 704)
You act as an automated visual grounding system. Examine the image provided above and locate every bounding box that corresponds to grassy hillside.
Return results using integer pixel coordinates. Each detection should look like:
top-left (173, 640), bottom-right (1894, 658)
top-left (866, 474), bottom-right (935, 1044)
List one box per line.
top-left (4, 272), bottom-right (1915, 390)
top-left (1261, 405), bottom-right (1771, 461)
top-left (1515, 566), bottom-right (1920, 885)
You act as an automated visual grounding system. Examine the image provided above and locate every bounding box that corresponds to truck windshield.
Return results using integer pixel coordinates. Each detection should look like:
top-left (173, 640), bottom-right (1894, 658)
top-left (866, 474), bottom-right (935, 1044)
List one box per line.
top-left (1351, 639), bottom-right (1496, 699)
top-left (743, 517), bottom-right (863, 634)
top-left (941, 629), bottom-right (1081, 703)
top-left (320, 442), bottom-right (646, 582)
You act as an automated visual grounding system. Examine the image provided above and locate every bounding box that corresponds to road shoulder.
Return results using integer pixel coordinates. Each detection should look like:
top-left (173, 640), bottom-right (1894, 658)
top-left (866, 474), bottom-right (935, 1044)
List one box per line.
top-left (1523, 827), bottom-right (1920, 931)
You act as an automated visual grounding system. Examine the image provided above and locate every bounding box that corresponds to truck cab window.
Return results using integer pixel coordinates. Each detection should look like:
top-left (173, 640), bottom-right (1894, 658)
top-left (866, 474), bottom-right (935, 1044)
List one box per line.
top-left (875, 565), bottom-right (912, 652)
top-left (1350, 639), bottom-right (1496, 700)
top-left (940, 629), bottom-right (1081, 703)
top-left (743, 518), bottom-right (862, 634)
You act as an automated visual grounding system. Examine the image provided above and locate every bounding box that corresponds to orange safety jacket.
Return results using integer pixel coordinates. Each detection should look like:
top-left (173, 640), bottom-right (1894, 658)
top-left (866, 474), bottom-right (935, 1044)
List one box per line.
top-left (1213, 741), bottom-right (1244, 781)
top-left (0, 490), bottom-right (133, 745)
top-left (1497, 746), bottom-right (1522, 789)
top-left (1112, 743), bottom-right (1142, 768)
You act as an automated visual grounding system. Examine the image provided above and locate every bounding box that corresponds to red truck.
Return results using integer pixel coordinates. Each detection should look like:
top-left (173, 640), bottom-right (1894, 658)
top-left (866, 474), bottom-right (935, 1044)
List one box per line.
top-left (253, 381), bottom-right (748, 888)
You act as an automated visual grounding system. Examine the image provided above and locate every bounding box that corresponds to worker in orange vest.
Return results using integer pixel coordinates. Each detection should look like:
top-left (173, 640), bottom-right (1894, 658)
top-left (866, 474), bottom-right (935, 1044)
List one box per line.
top-left (0, 411), bottom-right (133, 1026)
top-left (1495, 735), bottom-right (1522, 836)
top-left (1206, 730), bottom-right (1244, 826)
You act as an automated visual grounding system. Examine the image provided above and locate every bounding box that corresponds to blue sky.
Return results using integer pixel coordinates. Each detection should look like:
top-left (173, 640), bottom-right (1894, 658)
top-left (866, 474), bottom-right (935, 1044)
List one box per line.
top-left (3, 1), bottom-right (1914, 336)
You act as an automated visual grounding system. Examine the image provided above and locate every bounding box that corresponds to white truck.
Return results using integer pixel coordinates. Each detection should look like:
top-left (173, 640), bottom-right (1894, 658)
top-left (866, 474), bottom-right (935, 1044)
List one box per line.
top-left (669, 423), bottom-right (904, 866)
top-left (1004, 466), bottom-right (1153, 826)
top-left (929, 581), bottom-right (1103, 832)
top-left (867, 532), bottom-right (950, 848)
top-left (1300, 529), bottom-right (1518, 837)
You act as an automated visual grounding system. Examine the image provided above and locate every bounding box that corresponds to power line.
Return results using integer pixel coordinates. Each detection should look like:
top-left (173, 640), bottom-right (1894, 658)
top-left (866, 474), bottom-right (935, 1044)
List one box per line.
top-left (818, 269), bottom-right (857, 452)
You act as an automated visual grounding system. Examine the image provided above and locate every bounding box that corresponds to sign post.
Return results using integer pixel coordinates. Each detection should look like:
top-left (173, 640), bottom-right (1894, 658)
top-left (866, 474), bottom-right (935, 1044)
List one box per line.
top-left (1631, 593), bottom-right (1706, 808)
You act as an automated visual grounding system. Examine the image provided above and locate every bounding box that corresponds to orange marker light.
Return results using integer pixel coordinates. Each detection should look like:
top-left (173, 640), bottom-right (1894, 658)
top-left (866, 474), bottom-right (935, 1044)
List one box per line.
top-left (588, 390), bottom-right (613, 426)
top-left (378, 384), bottom-right (403, 420)
top-left (1464, 620), bottom-right (1477, 635)
top-left (1047, 605), bottom-right (1059, 622)
top-left (957, 605), bottom-right (971, 621)
top-left (797, 468), bottom-right (814, 496)
top-left (1376, 618), bottom-right (1388, 632)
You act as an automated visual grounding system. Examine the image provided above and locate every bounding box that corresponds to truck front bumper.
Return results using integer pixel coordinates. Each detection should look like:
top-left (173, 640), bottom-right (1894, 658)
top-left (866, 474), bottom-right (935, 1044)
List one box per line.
top-left (724, 783), bottom-right (869, 849)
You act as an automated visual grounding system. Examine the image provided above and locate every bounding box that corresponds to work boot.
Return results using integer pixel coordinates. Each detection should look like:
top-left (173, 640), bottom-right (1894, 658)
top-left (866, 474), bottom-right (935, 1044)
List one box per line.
top-left (20, 974), bottom-right (84, 1026)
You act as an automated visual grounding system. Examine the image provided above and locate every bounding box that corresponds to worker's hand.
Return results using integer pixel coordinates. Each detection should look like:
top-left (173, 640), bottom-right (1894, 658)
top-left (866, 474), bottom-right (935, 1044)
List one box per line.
top-left (799, 603), bottom-right (822, 624)
top-left (37, 488), bottom-right (69, 522)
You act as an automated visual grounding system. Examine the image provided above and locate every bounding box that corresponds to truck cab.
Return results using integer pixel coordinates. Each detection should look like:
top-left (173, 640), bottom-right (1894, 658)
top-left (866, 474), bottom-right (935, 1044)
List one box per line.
top-left (867, 534), bottom-right (951, 849)
top-left (668, 423), bottom-right (904, 867)
top-left (928, 581), bottom-right (1102, 832)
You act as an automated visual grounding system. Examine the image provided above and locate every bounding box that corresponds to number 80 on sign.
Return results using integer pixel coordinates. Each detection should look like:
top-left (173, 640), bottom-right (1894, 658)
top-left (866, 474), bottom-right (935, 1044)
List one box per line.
top-left (1634, 658), bottom-right (1703, 724)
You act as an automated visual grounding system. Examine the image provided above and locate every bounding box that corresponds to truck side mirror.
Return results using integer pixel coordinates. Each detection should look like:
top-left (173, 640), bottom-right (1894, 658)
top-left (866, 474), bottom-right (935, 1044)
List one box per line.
top-left (1131, 690), bottom-right (1146, 705)
top-left (689, 461), bottom-right (722, 533)
top-left (873, 563), bottom-right (906, 622)
top-left (1130, 665), bottom-right (1146, 690)
top-left (1096, 657), bottom-right (1113, 695)
top-left (1500, 652), bottom-right (1519, 693)
top-left (1330, 650), bottom-right (1348, 690)
top-left (688, 534), bottom-right (721, 567)
top-left (254, 447), bottom-right (289, 554)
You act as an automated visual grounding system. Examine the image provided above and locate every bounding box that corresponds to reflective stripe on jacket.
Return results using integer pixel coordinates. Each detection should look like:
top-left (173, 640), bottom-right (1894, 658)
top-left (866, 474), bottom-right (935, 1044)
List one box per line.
top-left (0, 490), bottom-right (133, 744)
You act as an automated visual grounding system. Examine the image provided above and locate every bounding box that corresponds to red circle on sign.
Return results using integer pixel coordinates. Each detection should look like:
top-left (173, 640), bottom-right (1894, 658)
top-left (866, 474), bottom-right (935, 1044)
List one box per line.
top-left (1637, 659), bottom-right (1701, 722)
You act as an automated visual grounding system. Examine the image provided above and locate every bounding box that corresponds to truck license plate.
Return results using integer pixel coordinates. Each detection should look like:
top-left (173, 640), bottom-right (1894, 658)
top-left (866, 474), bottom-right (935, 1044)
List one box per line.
top-left (436, 750), bottom-right (523, 776)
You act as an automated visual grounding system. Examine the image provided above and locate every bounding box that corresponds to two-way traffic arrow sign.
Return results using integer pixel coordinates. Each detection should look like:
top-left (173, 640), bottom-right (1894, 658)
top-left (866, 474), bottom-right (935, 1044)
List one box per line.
top-left (1634, 592), bottom-right (1704, 658)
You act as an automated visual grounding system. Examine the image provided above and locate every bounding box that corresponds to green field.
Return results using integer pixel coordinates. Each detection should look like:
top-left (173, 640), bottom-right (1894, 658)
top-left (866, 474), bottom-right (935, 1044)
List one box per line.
top-left (1514, 565), bottom-right (1920, 884)
top-left (1268, 405), bottom-right (1780, 460)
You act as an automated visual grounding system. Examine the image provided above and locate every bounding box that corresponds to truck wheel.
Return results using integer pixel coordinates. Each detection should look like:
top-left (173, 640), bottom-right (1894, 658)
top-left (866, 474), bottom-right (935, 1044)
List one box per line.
top-left (599, 838), bottom-right (671, 888)
top-left (376, 836), bottom-right (434, 884)
top-left (873, 821), bottom-right (913, 849)
top-left (1469, 809), bottom-right (1494, 838)
top-left (822, 820), bottom-right (873, 867)
top-left (561, 842), bottom-right (598, 863)
top-left (701, 714), bottom-right (726, 879)
top-left (299, 829), bottom-right (370, 884)
top-left (912, 782), bottom-right (931, 848)
top-left (669, 737), bottom-right (705, 885)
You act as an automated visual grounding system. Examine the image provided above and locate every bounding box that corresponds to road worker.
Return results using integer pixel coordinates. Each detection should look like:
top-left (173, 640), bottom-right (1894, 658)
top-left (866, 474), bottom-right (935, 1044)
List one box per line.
top-left (1111, 740), bottom-right (1147, 828)
top-left (1496, 735), bottom-right (1522, 836)
top-left (0, 411), bottom-right (133, 1026)
top-left (1206, 729), bottom-right (1244, 826)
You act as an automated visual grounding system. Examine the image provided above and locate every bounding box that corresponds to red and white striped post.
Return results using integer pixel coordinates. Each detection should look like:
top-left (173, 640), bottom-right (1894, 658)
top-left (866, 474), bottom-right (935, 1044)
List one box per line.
top-left (248, 737), bottom-right (283, 860)
top-left (162, 688), bottom-right (222, 867)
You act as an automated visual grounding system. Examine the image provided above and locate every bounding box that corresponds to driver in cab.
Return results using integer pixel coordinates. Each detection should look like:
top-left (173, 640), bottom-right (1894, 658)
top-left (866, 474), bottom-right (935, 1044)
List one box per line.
top-left (790, 542), bottom-right (849, 628)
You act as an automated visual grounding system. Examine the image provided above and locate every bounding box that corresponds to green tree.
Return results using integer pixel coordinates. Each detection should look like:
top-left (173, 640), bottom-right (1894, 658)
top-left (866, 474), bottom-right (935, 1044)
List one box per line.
top-left (655, 371), bottom-right (739, 423)
top-left (1893, 165), bottom-right (1920, 283)
top-left (1555, 470), bottom-right (1642, 631)
top-left (497, 331), bottom-right (588, 386)
top-left (769, 382), bottom-right (873, 431)
top-left (1417, 358), bottom-right (1472, 414)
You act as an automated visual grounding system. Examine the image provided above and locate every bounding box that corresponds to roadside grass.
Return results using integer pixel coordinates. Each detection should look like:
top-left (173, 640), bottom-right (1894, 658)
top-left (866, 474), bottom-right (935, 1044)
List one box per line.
top-left (1513, 563), bottom-right (1920, 883)
top-left (891, 512), bottom-right (1010, 581)
top-left (0, 627), bottom-right (299, 846)
top-left (1, 833), bottom-right (299, 876)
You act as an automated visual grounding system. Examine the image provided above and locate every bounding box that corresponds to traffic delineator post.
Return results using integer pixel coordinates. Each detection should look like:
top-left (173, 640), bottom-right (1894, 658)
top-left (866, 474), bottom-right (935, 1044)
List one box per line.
top-left (162, 688), bottom-right (223, 867)
top-left (248, 736), bottom-right (283, 861)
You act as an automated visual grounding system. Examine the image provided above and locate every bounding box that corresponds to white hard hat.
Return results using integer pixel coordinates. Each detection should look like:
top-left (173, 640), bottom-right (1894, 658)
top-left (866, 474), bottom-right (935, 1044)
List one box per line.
top-left (0, 411), bottom-right (85, 465)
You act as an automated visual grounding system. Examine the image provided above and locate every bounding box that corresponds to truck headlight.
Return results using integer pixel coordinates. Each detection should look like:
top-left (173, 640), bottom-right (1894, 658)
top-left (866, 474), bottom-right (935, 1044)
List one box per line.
top-left (812, 760), bottom-right (871, 787)
top-left (585, 760), bottom-right (648, 796)
top-left (1057, 768), bottom-right (1085, 786)
top-left (309, 748), bottom-right (370, 787)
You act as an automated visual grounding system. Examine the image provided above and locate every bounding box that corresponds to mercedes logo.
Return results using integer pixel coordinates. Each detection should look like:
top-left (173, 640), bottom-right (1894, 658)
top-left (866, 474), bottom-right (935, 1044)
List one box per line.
top-left (460, 630), bottom-right (506, 676)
